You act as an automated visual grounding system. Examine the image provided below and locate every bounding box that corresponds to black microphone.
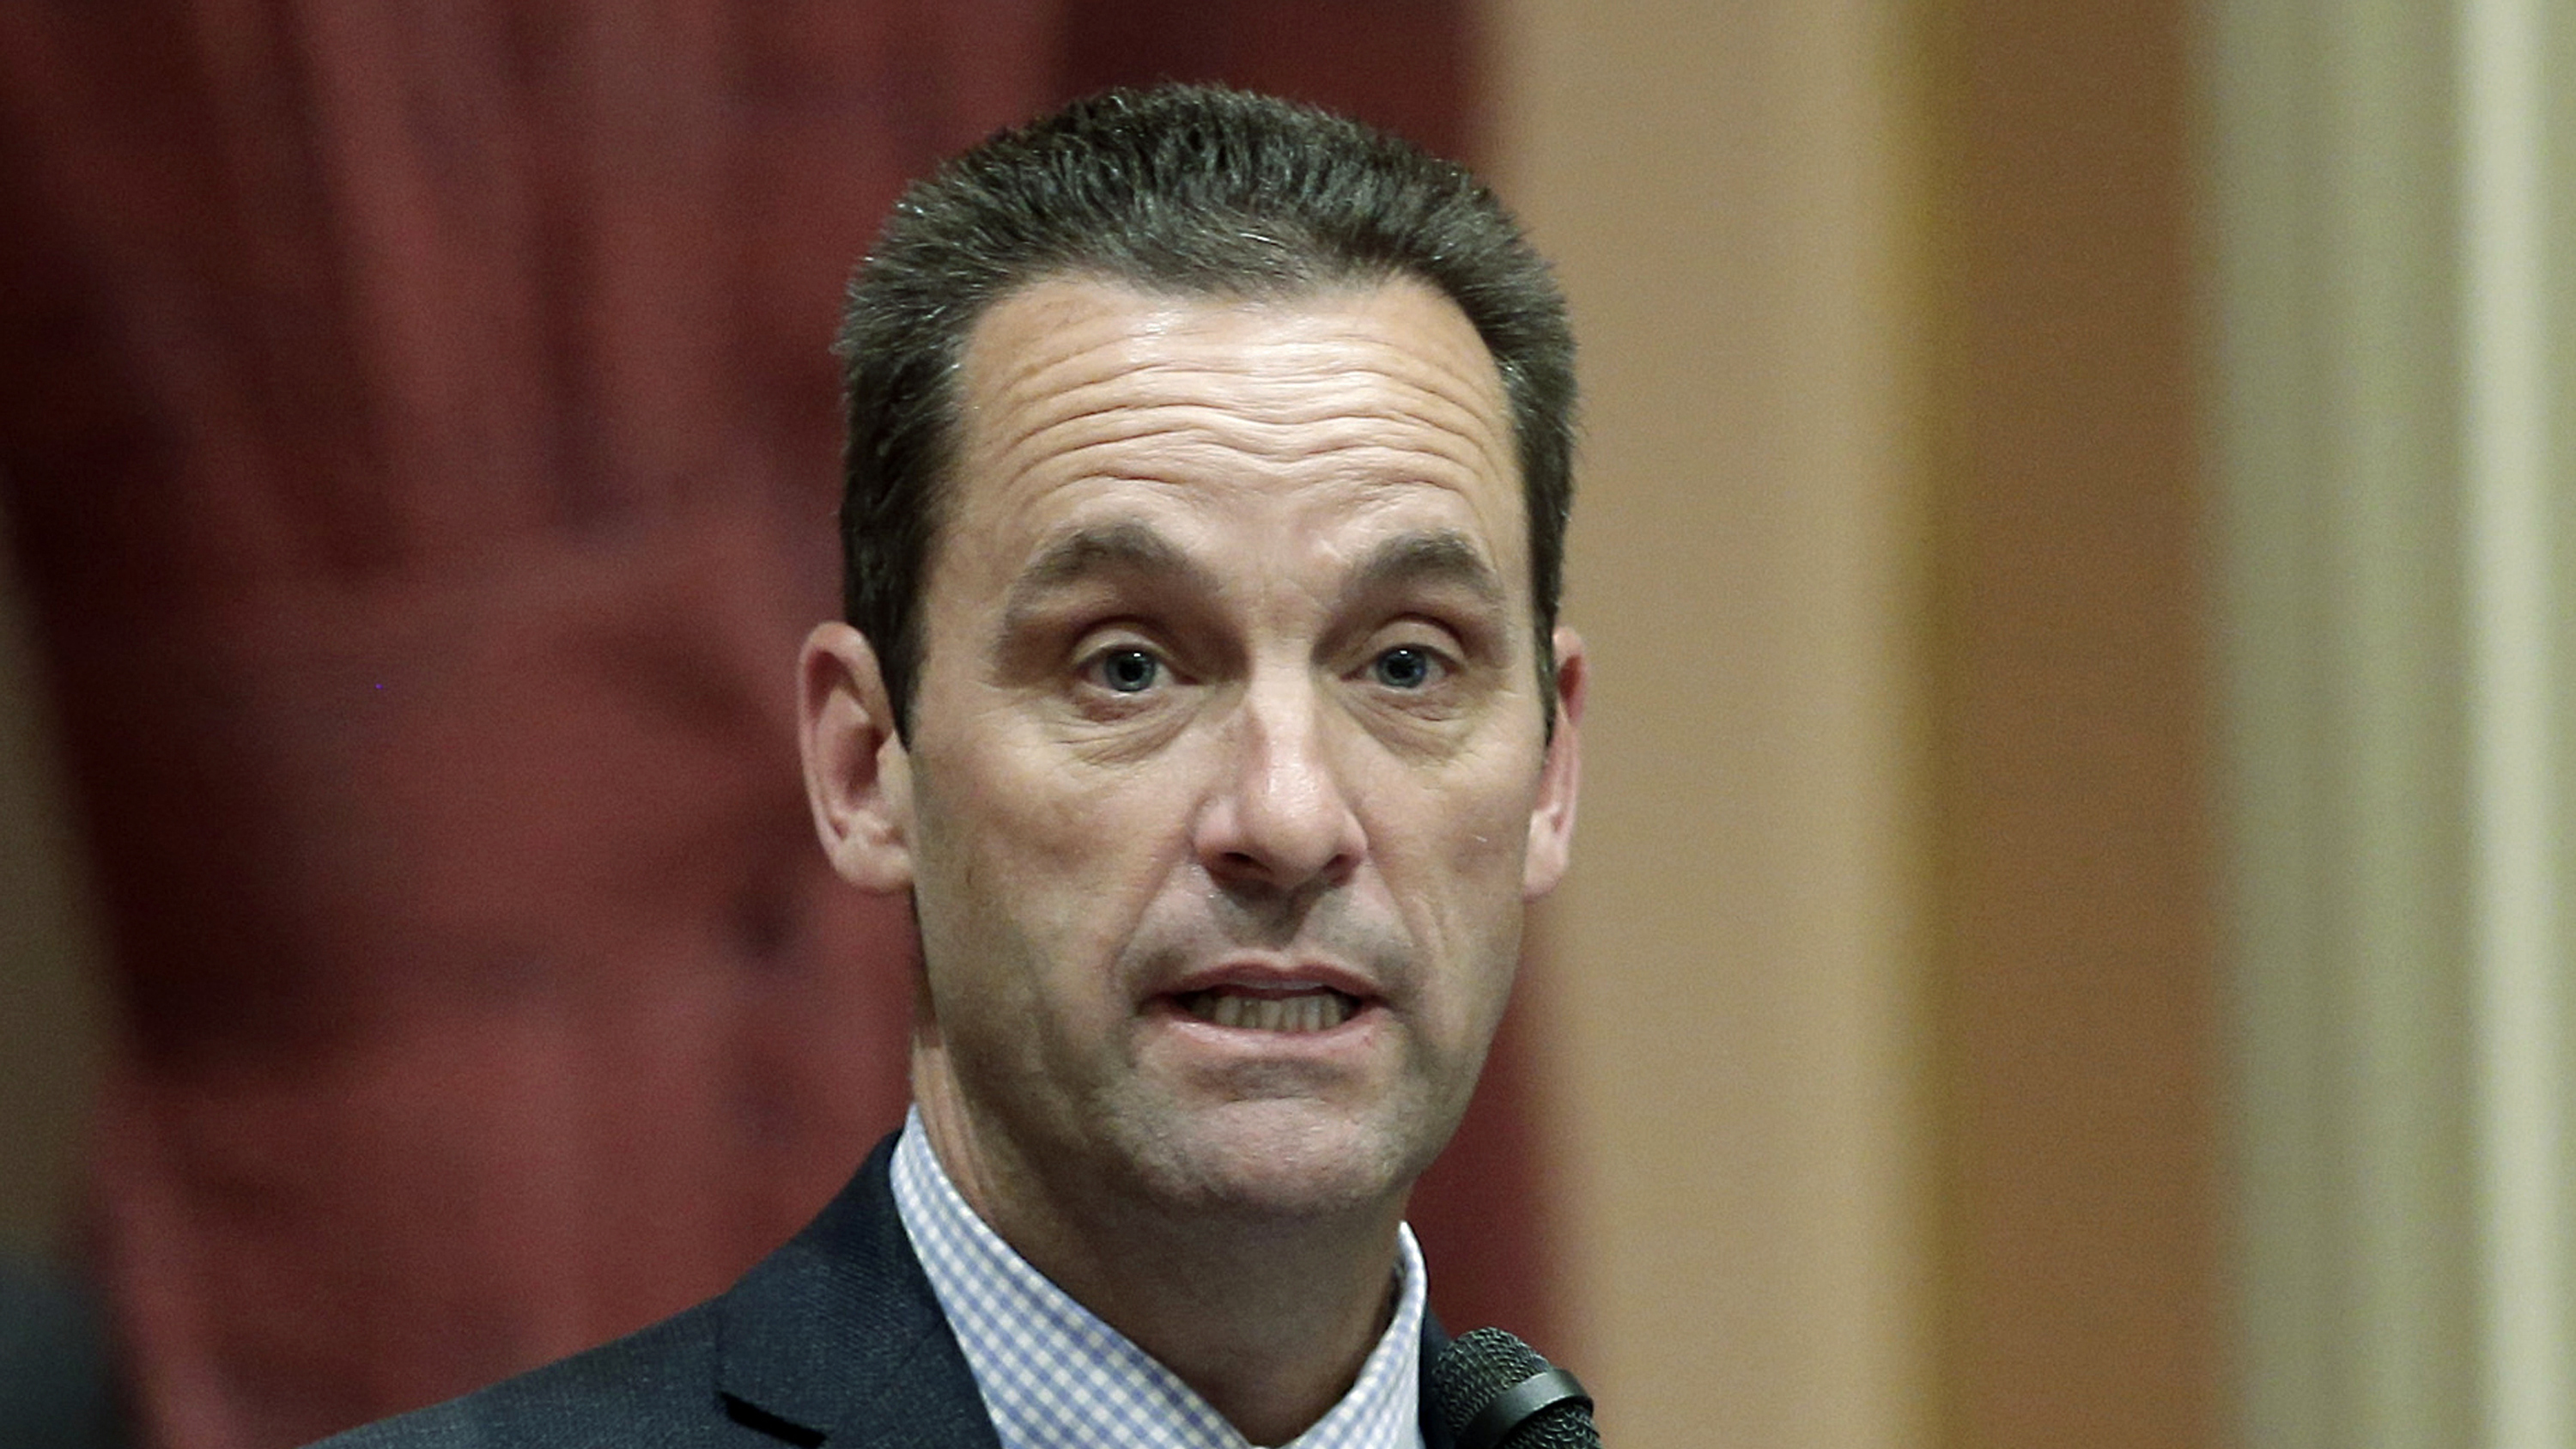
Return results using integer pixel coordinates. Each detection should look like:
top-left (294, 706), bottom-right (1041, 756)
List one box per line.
top-left (1431, 1327), bottom-right (1601, 1448)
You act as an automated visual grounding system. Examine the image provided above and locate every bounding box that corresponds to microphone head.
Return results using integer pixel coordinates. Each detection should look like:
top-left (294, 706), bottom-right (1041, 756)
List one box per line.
top-left (1431, 1327), bottom-right (1601, 1448)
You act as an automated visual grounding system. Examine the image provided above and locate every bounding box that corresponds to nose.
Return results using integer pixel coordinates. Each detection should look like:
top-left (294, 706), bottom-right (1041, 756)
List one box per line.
top-left (1194, 673), bottom-right (1365, 896)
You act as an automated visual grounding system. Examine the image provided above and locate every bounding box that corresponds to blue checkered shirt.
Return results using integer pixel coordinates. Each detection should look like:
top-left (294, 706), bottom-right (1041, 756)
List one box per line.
top-left (891, 1109), bottom-right (1428, 1449)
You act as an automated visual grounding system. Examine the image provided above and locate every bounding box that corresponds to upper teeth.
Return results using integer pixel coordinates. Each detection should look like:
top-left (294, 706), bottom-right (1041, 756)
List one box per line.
top-left (1186, 990), bottom-right (1355, 1032)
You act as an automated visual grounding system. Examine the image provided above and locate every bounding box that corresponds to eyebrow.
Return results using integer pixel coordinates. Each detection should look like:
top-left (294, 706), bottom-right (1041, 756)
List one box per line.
top-left (1005, 520), bottom-right (1220, 618)
top-left (1348, 528), bottom-right (1508, 609)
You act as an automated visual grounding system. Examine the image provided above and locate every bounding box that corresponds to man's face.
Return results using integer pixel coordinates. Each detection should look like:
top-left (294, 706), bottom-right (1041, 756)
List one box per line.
top-left (814, 275), bottom-right (1581, 1227)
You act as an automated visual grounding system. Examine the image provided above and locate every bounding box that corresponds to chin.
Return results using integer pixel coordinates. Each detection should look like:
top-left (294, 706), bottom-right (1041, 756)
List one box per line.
top-left (1131, 1098), bottom-right (1442, 1220)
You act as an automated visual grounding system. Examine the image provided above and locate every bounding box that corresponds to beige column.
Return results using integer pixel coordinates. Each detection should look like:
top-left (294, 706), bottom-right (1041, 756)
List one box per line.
top-left (1485, 3), bottom-right (1931, 1446)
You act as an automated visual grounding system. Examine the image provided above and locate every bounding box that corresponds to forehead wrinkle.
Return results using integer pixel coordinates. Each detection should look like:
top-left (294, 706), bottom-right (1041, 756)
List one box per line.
top-left (987, 396), bottom-right (1508, 489)
top-left (1134, 348), bottom-right (1496, 429)
top-left (971, 337), bottom-right (1511, 481)
top-left (1043, 433), bottom-right (1500, 492)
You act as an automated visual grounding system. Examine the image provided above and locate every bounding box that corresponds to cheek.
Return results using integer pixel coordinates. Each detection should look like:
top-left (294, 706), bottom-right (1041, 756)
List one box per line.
top-left (910, 740), bottom-right (1186, 1006)
top-left (1383, 761), bottom-right (1544, 1003)
top-left (970, 761), bottom-right (1182, 926)
top-left (1421, 745), bottom-right (1548, 882)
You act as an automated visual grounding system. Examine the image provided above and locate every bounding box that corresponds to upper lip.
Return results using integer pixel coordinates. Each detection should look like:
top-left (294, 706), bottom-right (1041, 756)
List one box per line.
top-left (1157, 957), bottom-right (1382, 1003)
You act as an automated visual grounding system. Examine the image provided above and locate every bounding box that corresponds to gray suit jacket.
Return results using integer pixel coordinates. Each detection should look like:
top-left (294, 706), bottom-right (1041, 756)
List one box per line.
top-left (319, 1134), bottom-right (1461, 1448)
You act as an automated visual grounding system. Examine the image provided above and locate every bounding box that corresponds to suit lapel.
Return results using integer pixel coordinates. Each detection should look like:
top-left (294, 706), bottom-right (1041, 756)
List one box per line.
top-left (714, 1134), bottom-right (1003, 1449)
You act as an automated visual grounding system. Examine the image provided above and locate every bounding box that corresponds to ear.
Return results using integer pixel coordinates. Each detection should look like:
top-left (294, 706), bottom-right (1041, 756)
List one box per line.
top-left (1522, 625), bottom-right (1585, 898)
top-left (799, 622), bottom-right (915, 892)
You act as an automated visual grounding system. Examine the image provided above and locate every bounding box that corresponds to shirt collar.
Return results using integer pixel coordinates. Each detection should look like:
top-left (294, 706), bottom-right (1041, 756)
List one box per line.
top-left (890, 1107), bottom-right (1426, 1449)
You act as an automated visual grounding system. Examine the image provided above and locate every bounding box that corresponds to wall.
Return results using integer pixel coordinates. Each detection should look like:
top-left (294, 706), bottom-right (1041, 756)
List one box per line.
top-left (1487, 1), bottom-right (2224, 1446)
top-left (1923, 3), bottom-right (2222, 1445)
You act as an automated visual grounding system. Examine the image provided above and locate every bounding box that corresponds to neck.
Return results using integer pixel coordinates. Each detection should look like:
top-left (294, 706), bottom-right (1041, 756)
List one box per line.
top-left (913, 1067), bottom-right (1406, 1446)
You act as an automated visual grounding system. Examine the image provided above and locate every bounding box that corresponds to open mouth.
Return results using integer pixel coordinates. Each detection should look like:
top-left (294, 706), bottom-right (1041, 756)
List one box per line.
top-left (1175, 987), bottom-right (1361, 1033)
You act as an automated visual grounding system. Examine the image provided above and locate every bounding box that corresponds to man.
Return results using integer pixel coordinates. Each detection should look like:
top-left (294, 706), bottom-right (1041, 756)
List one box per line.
top-left (325, 82), bottom-right (1583, 1449)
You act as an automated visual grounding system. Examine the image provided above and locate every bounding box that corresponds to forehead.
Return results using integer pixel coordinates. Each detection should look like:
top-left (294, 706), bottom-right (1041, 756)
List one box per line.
top-left (936, 274), bottom-right (1524, 594)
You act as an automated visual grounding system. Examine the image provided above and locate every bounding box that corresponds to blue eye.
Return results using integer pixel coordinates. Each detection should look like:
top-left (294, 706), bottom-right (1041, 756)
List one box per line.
top-left (1372, 646), bottom-right (1435, 690)
top-left (1097, 648), bottom-right (1161, 693)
